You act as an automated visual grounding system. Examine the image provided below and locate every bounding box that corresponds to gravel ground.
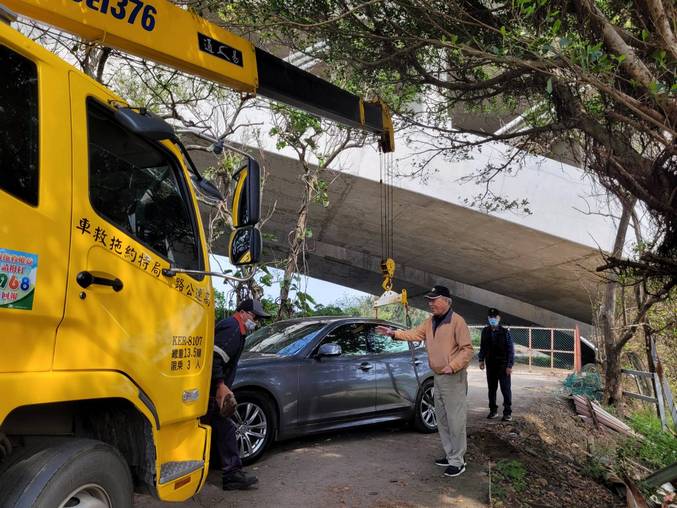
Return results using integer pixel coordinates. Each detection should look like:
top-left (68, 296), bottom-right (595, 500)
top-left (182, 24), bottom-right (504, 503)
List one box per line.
top-left (135, 367), bottom-right (566, 507)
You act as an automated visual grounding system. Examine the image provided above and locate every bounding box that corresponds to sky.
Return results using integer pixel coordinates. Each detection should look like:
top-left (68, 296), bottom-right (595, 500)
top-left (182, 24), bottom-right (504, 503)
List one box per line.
top-left (210, 255), bottom-right (368, 307)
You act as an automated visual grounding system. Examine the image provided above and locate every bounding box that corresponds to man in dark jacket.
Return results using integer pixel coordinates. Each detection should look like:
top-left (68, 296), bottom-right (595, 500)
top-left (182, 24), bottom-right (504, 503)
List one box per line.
top-left (478, 308), bottom-right (515, 422)
top-left (205, 298), bottom-right (270, 490)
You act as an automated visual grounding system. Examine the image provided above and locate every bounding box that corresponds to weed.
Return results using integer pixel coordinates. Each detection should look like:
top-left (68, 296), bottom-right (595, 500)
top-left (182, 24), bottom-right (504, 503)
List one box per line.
top-left (618, 410), bottom-right (677, 469)
top-left (581, 456), bottom-right (607, 481)
top-left (494, 459), bottom-right (528, 493)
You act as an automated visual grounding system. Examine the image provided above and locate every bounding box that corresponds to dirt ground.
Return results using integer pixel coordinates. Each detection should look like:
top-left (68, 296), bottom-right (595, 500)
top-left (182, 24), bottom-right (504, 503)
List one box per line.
top-left (136, 367), bottom-right (611, 508)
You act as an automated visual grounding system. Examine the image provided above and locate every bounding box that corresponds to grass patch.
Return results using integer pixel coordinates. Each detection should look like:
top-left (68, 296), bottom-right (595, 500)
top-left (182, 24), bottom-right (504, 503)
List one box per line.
top-left (494, 459), bottom-right (527, 493)
top-left (618, 410), bottom-right (677, 469)
top-left (581, 456), bottom-right (608, 481)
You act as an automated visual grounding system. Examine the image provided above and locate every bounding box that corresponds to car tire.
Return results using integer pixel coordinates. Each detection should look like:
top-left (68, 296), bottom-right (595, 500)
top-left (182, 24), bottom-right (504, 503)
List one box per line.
top-left (0, 438), bottom-right (133, 508)
top-left (413, 378), bottom-right (438, 433)
top-left (234, 390), bottom-right (277, 465)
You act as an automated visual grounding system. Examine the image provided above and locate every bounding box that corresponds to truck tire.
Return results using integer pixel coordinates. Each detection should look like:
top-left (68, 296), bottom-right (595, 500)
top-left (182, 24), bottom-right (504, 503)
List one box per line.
top-left (413, 378), bottom-right (438, 433)
top-left (0, 438), bottom-right (133, 508)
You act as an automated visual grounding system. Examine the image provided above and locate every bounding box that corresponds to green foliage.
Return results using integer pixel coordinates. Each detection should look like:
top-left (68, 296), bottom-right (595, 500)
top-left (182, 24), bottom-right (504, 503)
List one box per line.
top-left (213, 289), bottom-right (231, 321)
top-left (493, 459), bottom-right (527, 494)
top-left (618, 410), bottom-right (677, 470)
top-left (269, 104), bottom-right (323, 151)
top-left (581, 455), bottom-right (608, 482)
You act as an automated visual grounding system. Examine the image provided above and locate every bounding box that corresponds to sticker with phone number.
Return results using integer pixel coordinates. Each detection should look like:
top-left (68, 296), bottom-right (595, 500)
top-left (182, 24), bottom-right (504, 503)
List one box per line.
top-left (73, 0), bottom-right (157, 32)
top-left (0, 248), bottom-right (38, 311)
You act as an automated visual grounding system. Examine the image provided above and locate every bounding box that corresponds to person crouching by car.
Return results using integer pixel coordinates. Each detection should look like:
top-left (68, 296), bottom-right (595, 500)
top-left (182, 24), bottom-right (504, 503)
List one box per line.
top-left (204, 298), bottom-right (270, 490)
top-left (478, 308), bottom-right (515, 422)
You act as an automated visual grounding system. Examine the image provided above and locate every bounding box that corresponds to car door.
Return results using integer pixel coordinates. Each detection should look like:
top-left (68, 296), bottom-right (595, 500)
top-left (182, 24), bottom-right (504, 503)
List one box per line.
top-left (370, 327), bottom-right (421, 414)
top-left (53, 75), bottom-right (213, 424)
top-left (298, 322), bottom-right (376, 428)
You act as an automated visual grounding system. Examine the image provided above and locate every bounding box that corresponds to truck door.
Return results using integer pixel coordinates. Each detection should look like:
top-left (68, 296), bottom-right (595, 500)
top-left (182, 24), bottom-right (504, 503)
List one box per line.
top-left (54, 72), bottom-right (213, 423)
top-left (0, 28), bottom-right (71, 373)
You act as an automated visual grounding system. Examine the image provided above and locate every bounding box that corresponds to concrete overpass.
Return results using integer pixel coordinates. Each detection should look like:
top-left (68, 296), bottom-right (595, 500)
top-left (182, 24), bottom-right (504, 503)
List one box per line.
top-left (190, 117), bottom-right (614, 334)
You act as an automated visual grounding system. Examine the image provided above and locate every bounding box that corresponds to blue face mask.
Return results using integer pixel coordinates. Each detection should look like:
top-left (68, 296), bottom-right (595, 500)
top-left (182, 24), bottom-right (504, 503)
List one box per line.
top-left (488, 318), bottom-right (499, 327)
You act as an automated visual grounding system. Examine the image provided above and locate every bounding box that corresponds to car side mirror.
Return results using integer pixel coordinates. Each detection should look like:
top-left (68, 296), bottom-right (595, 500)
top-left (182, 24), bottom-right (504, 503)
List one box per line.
top-left (317, 343), bottom-right (341, 357)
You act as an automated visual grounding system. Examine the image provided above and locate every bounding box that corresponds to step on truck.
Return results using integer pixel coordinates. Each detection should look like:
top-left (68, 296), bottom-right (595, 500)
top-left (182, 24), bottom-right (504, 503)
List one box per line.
top-left (0, 0), bottom-right (394, 504)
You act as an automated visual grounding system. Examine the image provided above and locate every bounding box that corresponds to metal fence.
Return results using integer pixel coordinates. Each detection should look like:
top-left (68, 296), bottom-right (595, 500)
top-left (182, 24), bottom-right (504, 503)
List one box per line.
top-left (468, 325), bottom-right (581, 371)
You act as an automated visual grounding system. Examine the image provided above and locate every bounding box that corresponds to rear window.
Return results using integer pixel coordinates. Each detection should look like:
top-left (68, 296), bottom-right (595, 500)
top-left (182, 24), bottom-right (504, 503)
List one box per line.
top-left (0, 45), bottom-right (39, 206)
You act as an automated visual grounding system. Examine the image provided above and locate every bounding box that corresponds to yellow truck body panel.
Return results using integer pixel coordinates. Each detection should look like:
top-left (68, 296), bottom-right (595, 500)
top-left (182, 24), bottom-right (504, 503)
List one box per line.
top-left (0, 20), bottom-right (213, 500)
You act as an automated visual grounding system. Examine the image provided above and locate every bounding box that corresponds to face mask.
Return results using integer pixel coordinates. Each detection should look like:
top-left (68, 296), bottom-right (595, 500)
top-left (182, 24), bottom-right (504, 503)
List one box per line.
top-left (488, 318), bottom-right (499, 327)
top-left (245, 319), bottom-right (257, 332)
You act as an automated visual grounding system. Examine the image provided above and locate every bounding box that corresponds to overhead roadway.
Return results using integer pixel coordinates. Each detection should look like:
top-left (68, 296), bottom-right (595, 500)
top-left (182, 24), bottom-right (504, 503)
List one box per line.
top-left (193, 147), bottom-right (605, 334)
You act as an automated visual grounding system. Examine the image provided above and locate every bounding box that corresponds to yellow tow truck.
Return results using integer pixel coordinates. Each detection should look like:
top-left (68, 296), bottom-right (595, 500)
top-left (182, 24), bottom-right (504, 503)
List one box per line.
top-left (0, 0), bottom-right (393, 504)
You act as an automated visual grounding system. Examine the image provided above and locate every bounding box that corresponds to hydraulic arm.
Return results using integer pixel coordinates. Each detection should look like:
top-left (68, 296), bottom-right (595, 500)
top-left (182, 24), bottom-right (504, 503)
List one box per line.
top-left (2, 0), bottom-right (395, 152)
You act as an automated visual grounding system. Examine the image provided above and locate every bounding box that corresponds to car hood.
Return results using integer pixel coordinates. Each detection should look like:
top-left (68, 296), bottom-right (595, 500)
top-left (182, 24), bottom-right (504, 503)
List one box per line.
top-left (239, 351), bottom-right (293, 365)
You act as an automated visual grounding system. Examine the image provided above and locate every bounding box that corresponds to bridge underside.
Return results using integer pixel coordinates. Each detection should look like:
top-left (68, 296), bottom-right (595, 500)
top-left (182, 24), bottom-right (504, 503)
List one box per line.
top-left (195, 148), bottom-right (602, 332)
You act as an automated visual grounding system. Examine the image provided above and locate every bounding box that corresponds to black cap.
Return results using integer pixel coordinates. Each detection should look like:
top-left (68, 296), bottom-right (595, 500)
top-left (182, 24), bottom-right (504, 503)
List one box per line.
top-left (488, 308), bottom-right (500, 317)
top-left (236, 298), bottom-right (271, 318)
top-left (424, 285), bottom-right (451, 299)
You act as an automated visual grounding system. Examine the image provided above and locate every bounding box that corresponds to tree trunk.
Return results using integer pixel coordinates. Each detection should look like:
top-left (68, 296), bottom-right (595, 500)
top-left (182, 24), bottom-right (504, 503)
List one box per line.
top-left (602, 201), bottom-right (633, 405)
top-left (277, 173), bottom-right (313, 320)
top-left (605, 349), bottom-right (624, 406)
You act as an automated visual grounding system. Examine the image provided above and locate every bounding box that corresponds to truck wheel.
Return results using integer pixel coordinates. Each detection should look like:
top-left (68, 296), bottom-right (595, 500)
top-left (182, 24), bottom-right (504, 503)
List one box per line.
top-left (413, 378), bottom-right (438, 433)
top-left (0, 439), bottom-right (133, 508)
top-left (233, 390), bottom-right (276, 465)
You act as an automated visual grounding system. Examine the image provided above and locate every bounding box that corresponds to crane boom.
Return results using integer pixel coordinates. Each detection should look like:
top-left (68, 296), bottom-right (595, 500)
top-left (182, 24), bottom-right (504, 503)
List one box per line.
top-left (2, 0), bottom-right (395, 151)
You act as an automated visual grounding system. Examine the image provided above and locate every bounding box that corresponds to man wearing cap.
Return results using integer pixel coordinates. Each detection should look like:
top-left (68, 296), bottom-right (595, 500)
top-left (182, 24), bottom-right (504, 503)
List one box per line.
top-left (376, 285), bottom-right (474, 477)
top-left (205, 298), bottom-right (270, 490)
top-left (478, 308), bottom-right (515, 421)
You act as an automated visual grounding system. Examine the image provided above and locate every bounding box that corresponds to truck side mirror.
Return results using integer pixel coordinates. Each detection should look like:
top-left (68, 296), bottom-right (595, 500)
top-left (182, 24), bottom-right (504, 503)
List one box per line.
top-left (231, 158), bottom-right (261, 227)
top-left (228, 226), bottom-right (261, 265)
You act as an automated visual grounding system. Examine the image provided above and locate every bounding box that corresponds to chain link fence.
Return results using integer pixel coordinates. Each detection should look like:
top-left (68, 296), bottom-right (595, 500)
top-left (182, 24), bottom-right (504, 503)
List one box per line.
top-left (469, 326), bottom-right (578, 371)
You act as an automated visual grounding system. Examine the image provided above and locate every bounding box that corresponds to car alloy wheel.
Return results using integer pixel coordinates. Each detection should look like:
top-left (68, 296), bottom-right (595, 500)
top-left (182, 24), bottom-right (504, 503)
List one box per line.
top-left (234, 401), bottom-right (269, 459)
top-left (421, 384), bottom-right (436, 429)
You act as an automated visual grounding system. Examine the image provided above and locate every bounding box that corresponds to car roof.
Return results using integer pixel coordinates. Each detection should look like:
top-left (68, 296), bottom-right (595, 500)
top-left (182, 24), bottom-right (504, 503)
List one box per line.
top-left (269, 316), bottom-right (404, 328)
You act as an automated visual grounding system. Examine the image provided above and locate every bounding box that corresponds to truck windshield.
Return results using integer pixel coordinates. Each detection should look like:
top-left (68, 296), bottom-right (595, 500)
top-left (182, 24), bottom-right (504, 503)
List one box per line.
top-left (245, 322), bottom-right (326, 356)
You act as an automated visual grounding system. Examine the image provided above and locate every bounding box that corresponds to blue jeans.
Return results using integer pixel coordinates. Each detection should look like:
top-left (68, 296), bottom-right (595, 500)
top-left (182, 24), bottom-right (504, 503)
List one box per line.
top-left (486, 365), bottom-right (512, 416)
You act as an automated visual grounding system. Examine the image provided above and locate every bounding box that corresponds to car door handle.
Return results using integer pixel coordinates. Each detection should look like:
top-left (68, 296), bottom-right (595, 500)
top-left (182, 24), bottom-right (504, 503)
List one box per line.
top-left (359, 362), bottom-right (373, 371)
top-left (412, 360), bottom-right (423, 366)
top-left (76, 271), bottom-right (124, 292)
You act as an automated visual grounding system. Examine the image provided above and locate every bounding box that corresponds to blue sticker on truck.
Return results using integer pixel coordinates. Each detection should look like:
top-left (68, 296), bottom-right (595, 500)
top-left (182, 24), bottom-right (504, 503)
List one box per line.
top-left (0, 248), bottom-right (38, 310)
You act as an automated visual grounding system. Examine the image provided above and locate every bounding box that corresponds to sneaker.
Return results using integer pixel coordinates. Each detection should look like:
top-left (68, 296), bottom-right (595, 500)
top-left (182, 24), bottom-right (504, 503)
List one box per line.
top-left (487, 411), bottom-right (498, 419)
top-left (435, 458), bottom-right (467, 467)
top-left (222, 470), bottom-right (259, 490)
top-left (502, 414), bottom-right (513, 422)
top-left (444, 464), bottom-right (466, 477)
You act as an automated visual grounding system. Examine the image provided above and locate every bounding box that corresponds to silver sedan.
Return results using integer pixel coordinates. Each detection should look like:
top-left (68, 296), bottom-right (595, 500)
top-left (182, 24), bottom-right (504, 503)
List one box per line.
top-left (231, 317), bottom-right (437, 463)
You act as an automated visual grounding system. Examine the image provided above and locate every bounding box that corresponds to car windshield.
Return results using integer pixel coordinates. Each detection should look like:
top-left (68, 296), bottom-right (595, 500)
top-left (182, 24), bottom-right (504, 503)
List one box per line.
top-left (244, 321), bottom-right (327, 356)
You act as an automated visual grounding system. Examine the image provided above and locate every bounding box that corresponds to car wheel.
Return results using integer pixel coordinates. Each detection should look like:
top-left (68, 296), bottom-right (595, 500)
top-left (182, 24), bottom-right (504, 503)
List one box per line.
top-left (0, 439), bottom-right (132, 508)
top-left (413, 378), bottom-right (437, 433)
top-left (233, 390), bottom-right (276, 465)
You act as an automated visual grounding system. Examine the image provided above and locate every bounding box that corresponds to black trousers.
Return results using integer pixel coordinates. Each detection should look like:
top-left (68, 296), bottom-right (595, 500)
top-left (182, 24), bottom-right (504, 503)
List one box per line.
top-left (204, 398), bottom-right (242, 475)
top-left (486, 365), bottom-right (512, 416)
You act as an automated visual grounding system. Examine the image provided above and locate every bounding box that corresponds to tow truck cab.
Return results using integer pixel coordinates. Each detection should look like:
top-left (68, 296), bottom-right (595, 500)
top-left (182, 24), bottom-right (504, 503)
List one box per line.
top-left (0, 20), bottom-right (241, 503)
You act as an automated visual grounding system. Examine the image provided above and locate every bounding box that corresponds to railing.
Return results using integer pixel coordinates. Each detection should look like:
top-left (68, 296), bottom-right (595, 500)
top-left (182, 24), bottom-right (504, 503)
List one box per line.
top-left (468, 325), bottom-right (582, 372)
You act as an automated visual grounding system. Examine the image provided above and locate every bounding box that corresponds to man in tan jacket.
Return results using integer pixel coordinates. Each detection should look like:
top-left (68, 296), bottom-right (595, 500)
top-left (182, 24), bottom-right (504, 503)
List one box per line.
top-left (376, 285), bottom-right (474, 477)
